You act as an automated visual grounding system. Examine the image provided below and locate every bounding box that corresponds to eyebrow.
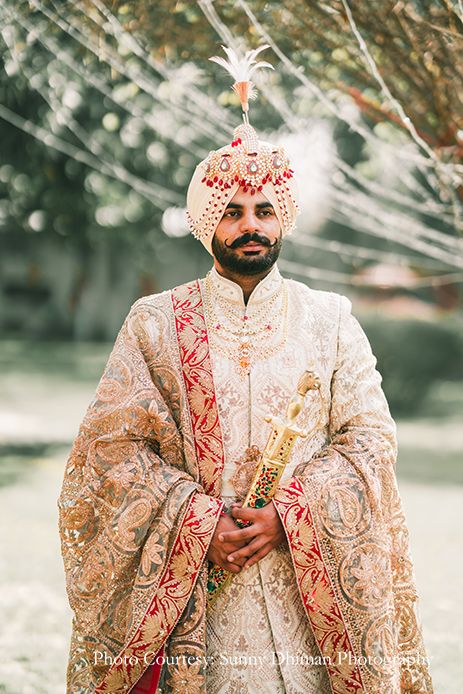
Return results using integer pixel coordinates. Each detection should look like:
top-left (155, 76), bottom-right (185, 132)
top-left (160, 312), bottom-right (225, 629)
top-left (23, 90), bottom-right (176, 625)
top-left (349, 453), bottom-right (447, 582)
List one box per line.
top-left (225, 202), bottom-right (274, 210)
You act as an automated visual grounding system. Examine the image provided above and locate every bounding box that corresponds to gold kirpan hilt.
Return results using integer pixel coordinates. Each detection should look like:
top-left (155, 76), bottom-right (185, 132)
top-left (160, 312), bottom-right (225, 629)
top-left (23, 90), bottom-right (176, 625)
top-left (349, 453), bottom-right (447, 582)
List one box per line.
top-left (240, 370), bottom-right (322, 513)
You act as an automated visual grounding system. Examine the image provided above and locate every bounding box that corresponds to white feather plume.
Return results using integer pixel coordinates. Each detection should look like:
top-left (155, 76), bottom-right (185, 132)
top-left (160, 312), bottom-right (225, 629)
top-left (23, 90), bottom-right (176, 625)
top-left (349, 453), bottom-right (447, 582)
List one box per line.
top-left (209, 44), bottom-right (273, 83)
top-left (209, 44), bottom-right (273, 115)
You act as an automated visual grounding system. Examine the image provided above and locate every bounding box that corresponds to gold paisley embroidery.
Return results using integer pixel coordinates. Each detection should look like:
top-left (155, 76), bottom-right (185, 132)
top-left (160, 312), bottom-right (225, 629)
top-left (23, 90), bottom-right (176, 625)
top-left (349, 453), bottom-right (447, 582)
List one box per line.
top-left (103, 668), bottom-right (126, 692)
top-left (60, 498), bottom-right (99, 545)
top-left (140, 532), bottom-right (164, 576)
top-left (170, 552), bottom-right (190, 580)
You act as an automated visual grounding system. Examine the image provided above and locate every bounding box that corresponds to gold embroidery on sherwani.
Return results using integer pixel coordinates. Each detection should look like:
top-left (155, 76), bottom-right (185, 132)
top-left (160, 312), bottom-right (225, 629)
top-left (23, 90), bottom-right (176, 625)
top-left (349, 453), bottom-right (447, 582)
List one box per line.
top-left (204, 266), bottom-right (289, 376)
top-left (204, 266), bottom-right (332, 693)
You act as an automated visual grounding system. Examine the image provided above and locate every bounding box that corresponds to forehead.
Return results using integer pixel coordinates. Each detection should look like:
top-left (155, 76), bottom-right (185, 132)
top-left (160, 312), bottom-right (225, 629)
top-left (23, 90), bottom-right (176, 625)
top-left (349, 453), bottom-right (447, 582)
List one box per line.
top-left (228, 188), bottom-right (272, 207)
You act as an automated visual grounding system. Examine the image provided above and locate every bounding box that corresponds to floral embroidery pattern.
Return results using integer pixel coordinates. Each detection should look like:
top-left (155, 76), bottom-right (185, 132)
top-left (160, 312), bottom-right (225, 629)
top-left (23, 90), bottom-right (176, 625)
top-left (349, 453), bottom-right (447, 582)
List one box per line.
top-left (166, 657), bottom-right (205, 694)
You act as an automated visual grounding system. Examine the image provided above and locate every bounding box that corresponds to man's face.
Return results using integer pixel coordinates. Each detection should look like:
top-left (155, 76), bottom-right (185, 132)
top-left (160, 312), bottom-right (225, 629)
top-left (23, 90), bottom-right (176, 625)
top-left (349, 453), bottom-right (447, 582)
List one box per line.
top-left (211, 189), bottom-right (282, 275)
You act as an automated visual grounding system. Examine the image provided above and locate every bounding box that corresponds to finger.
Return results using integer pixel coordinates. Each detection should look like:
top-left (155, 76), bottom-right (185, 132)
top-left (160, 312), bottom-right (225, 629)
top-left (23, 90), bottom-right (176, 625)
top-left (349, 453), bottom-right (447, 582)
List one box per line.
top-left (243, 542), bottom-right (273, 569)
top-left (219, 526), bottom-right (256, 543)
top-left (226, 561), bottom-right (245, 574)
top-left (231, 505), bottom-right (261, 521)
top-left (214, 556), bottom-right (246, 573)
top-left (230, 555), bottom-right (248, 569)
top-left (227, 537), bottom-right (264, 563)
top-left (221, 542), bottom-right (249, 554)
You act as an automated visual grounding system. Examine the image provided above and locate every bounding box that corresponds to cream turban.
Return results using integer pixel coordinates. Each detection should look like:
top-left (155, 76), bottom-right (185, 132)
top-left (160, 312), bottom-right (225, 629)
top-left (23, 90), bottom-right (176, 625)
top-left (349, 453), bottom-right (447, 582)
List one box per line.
top-left (186, 123), bottom-right (299, 254)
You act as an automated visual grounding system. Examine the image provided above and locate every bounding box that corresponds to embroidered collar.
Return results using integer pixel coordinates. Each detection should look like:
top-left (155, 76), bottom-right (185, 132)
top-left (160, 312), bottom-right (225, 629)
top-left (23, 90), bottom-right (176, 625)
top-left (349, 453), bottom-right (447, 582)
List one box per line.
top-left (206, 264), bottom-right (283, 306)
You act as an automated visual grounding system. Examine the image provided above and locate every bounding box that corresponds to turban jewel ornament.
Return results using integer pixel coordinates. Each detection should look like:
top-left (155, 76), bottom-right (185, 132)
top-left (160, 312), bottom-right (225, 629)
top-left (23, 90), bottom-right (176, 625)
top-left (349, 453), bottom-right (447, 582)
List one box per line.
top-left (186, 44), bottom-right (299, 254)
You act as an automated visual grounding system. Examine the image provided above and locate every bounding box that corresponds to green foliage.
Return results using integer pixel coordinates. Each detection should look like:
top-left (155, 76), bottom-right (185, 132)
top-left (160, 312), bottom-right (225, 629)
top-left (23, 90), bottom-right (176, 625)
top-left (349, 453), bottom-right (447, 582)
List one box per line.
top-left (101, 0), bottom-right (463, 164)
top-left (361, 314), bottom-right (463, 415)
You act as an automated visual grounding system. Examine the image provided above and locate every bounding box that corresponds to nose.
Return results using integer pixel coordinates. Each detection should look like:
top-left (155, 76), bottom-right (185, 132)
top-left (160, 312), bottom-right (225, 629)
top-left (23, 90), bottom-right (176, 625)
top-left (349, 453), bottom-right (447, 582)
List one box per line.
top-left (237, 208), bottom-right (261, 233)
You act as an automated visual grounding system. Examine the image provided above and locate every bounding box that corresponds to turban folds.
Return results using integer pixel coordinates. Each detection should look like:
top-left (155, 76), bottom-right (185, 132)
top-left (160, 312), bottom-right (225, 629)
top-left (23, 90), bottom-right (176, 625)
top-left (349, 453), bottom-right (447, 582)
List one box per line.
top-left (186, 123), bottom-right (299, 254)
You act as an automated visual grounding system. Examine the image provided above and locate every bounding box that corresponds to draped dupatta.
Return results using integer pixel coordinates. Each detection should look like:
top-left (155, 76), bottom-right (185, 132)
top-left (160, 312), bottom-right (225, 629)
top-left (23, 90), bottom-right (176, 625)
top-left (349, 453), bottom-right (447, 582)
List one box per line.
top-left (59, 281), bottom-right (225, 693)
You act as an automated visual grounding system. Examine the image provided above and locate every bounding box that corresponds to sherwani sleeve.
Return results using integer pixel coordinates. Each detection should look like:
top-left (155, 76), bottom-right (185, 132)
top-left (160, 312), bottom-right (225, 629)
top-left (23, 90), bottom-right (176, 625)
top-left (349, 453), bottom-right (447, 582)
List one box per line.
top-left (275, 294), bottom-right (397, 511)
top-left (272, 296), bottom-right (433, 693)
top-left (58, 302), bottom-right (223, 693)
top-left (313, 294), bottom-right (397, 487)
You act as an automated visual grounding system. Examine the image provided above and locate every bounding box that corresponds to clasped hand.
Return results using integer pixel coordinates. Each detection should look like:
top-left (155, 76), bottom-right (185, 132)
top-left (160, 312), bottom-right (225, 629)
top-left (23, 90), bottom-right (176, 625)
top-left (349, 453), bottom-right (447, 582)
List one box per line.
top-left (206, 501), bottom-right (286, 574)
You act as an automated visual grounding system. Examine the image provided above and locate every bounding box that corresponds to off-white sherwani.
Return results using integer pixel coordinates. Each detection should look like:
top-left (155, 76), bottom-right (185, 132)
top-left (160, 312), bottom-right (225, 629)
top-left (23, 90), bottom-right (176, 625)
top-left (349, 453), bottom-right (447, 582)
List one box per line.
top-left (203, 264), bottom-right (383, 693)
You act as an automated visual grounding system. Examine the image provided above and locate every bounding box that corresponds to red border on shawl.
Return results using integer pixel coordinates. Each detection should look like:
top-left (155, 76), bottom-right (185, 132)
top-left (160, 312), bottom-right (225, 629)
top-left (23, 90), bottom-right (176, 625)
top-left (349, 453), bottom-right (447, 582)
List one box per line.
top-left (129, 645), bottom-right (163, 693)
top-left (171, 280), bottom-right (225, 497)
top-left (273, 477), bottom-right (365, 694)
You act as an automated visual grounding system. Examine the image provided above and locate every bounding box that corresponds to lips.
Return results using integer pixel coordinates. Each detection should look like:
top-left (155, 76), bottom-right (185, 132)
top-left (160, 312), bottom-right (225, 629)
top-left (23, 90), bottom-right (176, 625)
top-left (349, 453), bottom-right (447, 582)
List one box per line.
top-left (239, 242), bottom-right (264, 250)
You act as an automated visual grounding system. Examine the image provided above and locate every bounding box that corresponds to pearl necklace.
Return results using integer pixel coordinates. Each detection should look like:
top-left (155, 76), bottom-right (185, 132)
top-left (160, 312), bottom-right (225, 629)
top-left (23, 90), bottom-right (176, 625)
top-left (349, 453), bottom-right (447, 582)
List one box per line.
top-left (203, 271), bottom-right (289, 377)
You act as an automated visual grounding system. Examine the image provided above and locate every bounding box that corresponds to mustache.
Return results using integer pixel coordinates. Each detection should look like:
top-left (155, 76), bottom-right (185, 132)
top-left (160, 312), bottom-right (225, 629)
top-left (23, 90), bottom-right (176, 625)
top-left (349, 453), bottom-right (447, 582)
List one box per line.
top-left (225, 232), bottom-right (278, 249)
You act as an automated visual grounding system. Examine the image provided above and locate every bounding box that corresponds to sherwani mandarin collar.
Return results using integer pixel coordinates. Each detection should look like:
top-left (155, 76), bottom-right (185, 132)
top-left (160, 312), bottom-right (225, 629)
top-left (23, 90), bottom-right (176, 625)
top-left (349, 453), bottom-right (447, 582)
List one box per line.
top-left (207, 263), bottom-right (283, 307)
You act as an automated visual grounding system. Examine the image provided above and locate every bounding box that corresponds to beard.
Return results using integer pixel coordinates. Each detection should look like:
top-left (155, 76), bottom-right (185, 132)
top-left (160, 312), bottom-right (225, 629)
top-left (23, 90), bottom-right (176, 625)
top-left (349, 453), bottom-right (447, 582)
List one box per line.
top-left (211, 231), bottom-right (282, 276)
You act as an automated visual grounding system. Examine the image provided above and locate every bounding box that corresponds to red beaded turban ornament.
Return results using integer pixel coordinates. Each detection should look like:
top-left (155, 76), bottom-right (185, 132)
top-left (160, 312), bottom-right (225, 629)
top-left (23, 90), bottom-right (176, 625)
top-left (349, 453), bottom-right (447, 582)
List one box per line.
top-left (186, 45), bottom-right (299, 254)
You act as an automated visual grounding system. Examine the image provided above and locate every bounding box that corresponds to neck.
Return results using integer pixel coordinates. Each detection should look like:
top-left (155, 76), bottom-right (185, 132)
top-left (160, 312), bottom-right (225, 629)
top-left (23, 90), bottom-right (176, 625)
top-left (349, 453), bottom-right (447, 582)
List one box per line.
top-left (213, 262), bottom-right (274, 304)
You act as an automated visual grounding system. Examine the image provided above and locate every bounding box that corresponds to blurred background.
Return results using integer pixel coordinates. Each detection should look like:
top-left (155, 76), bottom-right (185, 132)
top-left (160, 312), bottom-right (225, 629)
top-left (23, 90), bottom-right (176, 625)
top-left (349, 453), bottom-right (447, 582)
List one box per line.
top-left (0, 1), bottom-right (462, 691)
